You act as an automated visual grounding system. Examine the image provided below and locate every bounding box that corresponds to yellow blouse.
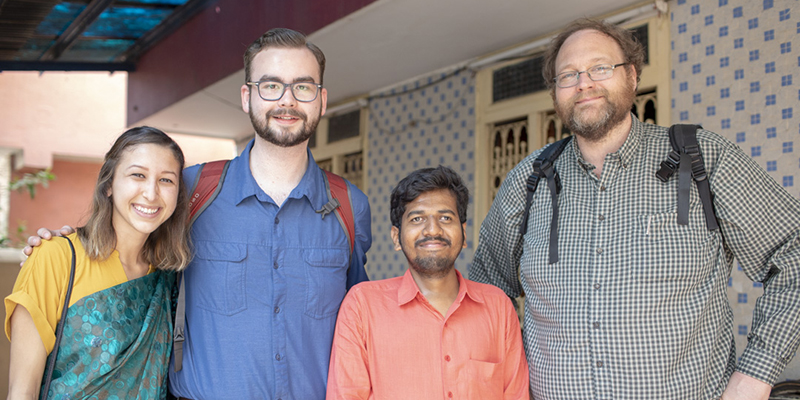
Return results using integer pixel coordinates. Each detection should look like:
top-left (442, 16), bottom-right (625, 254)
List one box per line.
top-left (4, 233), bottom-right (153, 354)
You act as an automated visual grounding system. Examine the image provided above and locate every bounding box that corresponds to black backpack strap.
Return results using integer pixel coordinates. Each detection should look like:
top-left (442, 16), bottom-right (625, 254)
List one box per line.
top-left (520, 136), bottom-right (573, 264)
top-left (42, 236), bottom-right (76, 398)
top-left (656, 125), bottom-right (719, 231)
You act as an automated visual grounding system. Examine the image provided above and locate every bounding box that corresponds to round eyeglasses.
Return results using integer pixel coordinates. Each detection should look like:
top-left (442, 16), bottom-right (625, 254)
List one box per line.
top-left (246, 81), bottom-right (323, 102)
top-left (554, 63), bottom-right (628, 88)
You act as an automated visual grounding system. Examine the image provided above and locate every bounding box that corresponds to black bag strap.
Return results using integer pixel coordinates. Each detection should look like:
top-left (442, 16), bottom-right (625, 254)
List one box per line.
top-left (656, 124), bottom-right (719, 231)
top-left (520, 136), bottom-right (572, 264)
top-left (42, 236), bottom-right (76, 399)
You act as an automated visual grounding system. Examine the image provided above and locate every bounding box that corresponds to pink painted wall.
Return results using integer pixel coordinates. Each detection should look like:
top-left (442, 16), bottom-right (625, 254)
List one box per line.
top-left (0, 71), bottom-right (127, 169)
top-left (8, 159), bottom-right (101, 245)
top-left (0, 71), bottom-right (237, 245)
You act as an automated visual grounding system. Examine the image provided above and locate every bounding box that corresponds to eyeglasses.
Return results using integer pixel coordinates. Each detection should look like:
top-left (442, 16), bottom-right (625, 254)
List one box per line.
top-left (554, 63), bottom-right (628, 88)
top-left (246, 81), bottom-right (323, 102)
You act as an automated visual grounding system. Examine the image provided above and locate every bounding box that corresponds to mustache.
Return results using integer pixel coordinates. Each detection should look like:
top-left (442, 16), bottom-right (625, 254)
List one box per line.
top-left (572, 88), bottom-right (608, 102)
top-left (266, 108), bottom-right (306, 121)
top-left (415, 236), bottom-right (451, 246)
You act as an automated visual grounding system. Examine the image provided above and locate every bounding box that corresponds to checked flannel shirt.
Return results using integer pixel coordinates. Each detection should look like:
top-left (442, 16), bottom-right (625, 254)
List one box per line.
top-left (471, 116), bottom-right (800, 400)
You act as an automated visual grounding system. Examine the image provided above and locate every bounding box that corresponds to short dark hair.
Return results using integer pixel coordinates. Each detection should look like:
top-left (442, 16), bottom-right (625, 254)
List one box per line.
top-left (543, 18), bottom-right (645, 93)
top-left (390, 166), bottom-right (469, 229)
top-left (244, 27), bottom-right (326, 84)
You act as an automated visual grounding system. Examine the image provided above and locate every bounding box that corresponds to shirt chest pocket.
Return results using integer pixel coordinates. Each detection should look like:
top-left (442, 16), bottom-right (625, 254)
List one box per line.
top-left (304, 248), bottom-right (349, 319)
top-left (460, 359), bottom-right (503, 398)
top-left (631, 212), bottom-right (719, 283)
top-left (192, 241), bottom-right (248, 316)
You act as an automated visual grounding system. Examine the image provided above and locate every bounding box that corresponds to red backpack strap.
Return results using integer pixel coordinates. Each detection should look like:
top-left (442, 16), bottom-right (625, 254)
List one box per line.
top-left (188, 160), bottom-right (231, 225)
top-left (175, 159), bottom-right (230, 372)
top-left (323, 171), bottom-right (356, 255)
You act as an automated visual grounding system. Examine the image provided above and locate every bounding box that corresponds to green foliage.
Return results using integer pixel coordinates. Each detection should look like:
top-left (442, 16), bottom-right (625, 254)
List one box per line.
top-left (10, 168), bottom-right (56, 199)
top-left (0, 221), bottom-right (27, 248)
top-left (1, 169), bottom-right (57, 247)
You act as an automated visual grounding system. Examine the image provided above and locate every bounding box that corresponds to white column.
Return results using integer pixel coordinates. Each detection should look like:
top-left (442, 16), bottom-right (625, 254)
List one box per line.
top-left (0, 148), bottom-right (13, 239)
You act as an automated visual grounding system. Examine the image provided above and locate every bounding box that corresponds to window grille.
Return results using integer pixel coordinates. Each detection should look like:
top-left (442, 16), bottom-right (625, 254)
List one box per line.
top-left (491, 24), bottom-right (649, 103)
top-left (489, 91), bottom-right (657, 199)
top-left (317, 158), bottom-right (333, 172)
top-left (328, 110), bottom-right (361, 143)
top-left (342, 151), bottom-right (364, 191)
top-left (490, 118), bottom-right (529, 200)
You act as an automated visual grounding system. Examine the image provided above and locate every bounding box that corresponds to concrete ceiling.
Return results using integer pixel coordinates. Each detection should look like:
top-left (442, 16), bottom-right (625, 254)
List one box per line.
top-left (136, 0), bottom-right (654, 142)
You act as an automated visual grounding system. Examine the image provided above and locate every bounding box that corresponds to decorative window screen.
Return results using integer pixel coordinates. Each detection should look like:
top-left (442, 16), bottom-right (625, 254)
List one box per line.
top-left (490, 91), bottom-right (657, 199)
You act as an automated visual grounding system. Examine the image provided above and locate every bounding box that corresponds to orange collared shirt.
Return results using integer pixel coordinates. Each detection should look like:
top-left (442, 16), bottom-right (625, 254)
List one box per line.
top-left (327, 269), bottom-right (530, 400)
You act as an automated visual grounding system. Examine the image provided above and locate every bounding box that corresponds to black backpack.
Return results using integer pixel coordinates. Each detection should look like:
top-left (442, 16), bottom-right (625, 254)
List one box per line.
top-left (520, 124), bottom-right (719, 264)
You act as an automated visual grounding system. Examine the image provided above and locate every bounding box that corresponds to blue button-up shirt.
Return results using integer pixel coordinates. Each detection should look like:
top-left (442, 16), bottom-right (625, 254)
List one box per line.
top-left (169, 139), bottom-right (371, 400)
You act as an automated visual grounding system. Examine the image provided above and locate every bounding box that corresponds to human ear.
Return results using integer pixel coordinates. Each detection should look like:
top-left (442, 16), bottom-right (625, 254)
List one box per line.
top-left (241, 84), bottom-right (251, 113)
top-left (391, 226), bottom-right (402, 251)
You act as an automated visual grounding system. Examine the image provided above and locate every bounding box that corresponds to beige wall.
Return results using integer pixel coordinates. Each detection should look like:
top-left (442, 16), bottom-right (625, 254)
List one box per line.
top-left (0, 249), bottom-right (25, 396)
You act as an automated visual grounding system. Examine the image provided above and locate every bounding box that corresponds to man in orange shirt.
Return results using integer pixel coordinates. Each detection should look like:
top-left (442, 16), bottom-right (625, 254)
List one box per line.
top-left (326, 166), bottom-right (530, 400)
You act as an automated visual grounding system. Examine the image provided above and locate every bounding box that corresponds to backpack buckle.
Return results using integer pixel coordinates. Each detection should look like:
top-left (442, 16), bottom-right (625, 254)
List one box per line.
top-left (315, 198), bottom-right (341, 220)
top-left (685, 145), bottom-right (708, 182)
top-left (534, 160), bottom-right (563, 194)
top-left (174, 326), bottom-right (185, 342)
top-left (656, 150), bottom-right (681, 182)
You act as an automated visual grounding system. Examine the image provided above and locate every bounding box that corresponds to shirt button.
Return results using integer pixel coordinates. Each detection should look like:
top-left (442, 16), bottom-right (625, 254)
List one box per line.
top-left (600, 185), bottom-right (606, 191)
top-left (594, 283), bottom-right (601, 290)
top-left (596, 248), bottom-right (603, 254)
top-left (597, 361), bottom-right (603, 367)
top-left (444, 355), bottom-right (451, 362)
top-left (275, 354), bottom-right (281, 361)
top-left (593, 321), bottom-right (600, 329)
top-left (273, 261), bottom-right (279, 269)
top-left (274, 216), bottom-right (280, 224)
top-left (448, 392), bottom-right (453, 398)
top-left (274, 306), bottom-right (280, 314)
top-left (598, 214), bottom-right (605, 221)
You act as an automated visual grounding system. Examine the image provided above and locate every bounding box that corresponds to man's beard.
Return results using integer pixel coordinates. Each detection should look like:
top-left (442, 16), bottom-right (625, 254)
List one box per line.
top-left (249, 107), bottom-right (320, 147)
top-left (404, 236), bottom-right (458, 279)
top-left (554, 80), bottom-right (636, 142)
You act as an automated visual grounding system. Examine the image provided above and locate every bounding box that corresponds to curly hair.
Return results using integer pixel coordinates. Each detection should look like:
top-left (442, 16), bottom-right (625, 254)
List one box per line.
top-left (543, 18), bottom-right (645, 93)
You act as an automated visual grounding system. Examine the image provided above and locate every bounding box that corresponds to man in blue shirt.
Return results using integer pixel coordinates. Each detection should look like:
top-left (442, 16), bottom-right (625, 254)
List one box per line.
top-left (169, 28), bottom-right (372, 400)
top-left (25, 28), bottom-right (371, 400)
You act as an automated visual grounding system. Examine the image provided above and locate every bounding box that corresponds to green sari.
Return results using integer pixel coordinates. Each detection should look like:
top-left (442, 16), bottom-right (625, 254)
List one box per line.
top-left (41, 270), bottom-right (176, 400)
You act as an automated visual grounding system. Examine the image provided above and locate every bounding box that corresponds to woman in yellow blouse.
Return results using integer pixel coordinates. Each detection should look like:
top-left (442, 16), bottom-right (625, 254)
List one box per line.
top-left (5, 126), bottom-right (191, 399)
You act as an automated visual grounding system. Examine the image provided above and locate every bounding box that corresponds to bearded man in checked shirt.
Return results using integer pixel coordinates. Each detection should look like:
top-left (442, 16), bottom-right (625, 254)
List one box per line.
top-left (471, 18), bottom-right (800, 400)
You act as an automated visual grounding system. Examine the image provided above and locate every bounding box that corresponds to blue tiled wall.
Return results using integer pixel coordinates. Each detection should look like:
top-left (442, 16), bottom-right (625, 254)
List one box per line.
top-left (671, 0), bottom-right (799, 382)
top-left (366, 69), bottom-right (476, 280)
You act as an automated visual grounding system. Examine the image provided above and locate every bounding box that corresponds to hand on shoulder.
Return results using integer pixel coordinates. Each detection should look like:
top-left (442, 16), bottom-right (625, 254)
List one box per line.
top-left (20, 226), bottom-right (75, 267)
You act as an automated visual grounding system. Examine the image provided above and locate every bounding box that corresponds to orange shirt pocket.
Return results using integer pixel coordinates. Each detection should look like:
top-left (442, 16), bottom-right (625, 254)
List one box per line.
top-left (462, 359), bottom-right (503, 399)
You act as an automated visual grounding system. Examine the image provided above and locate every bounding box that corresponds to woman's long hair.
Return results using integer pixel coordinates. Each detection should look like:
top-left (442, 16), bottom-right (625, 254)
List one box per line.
top-left (76, 126), bottom-right (191, 271)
